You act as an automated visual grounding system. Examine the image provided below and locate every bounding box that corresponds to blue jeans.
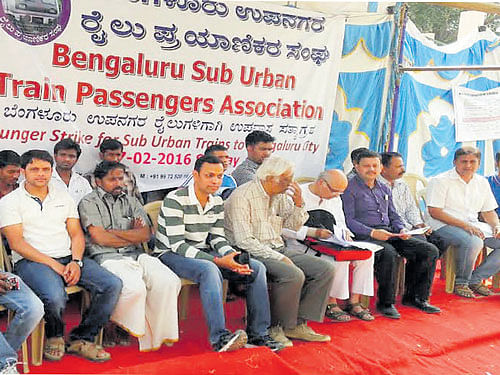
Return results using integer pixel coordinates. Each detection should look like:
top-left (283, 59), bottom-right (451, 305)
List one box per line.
top-left (159, 252), bottom-right (270, 344)
top-left (0, 273), bottom-right (44, 368)
top-left (15, 256), bottom-right (122, 342)
top-left (435, 225), bottom-right (500, 285)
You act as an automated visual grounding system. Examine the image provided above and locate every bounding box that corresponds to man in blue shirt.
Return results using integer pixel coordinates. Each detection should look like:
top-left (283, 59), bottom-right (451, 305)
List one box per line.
top-left (487, 151), bottom-right (500, 217)
top-left (342, 150), bottom-right (440, 319)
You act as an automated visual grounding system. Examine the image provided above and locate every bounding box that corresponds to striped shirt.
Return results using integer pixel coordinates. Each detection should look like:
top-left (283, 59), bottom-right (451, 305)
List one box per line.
top-left (154, 184), bottom-right (234, 261)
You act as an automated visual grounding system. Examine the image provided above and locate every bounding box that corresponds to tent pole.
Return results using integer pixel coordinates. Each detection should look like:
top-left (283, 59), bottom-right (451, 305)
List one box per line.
top-left (387, 3), bottom-right (408, 152)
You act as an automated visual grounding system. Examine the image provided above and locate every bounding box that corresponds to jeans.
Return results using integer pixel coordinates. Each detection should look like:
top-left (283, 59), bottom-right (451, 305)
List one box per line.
top-left (0, 273), bottom-right (44, 368)
top-left (435, 225), bottom-right (500, 285)
top-left (159, 251), bottom-right (270, 344)
top-left (15, 256), bottom-right (122, 342)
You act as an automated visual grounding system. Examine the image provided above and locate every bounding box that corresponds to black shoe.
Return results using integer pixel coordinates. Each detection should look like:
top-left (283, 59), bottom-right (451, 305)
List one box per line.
top-left (376, 303), bottom-right (401, 319)
top-left (248, 334), bottom-right (285, 352)
top-left (402, 298), bottom-right (441, 314)
top-left (212, 330), bottom-right (247, 352)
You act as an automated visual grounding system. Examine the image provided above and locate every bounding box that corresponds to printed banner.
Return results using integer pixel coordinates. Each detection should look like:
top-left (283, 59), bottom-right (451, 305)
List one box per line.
top-left (453, 85), bottom-right (500, 142)
top-left (0, 0), bottom-right (344, 191)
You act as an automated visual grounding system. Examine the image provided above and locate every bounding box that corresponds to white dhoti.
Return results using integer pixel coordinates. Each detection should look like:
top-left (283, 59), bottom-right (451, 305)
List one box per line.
top-left (322, 255), bottom-right (375, 300)
top-left (101, 253), bottom-right (181, 351)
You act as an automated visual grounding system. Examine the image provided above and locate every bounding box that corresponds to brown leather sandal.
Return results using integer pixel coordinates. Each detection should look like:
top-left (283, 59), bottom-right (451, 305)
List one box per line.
top-left (67, 340), bottom-right (111, 362)
top-left (44, 337), bottom-right (65, 361)
top-left (346, 302), bottom-right (375, 321)
top-left (325, 303), bottom-right (351, 322)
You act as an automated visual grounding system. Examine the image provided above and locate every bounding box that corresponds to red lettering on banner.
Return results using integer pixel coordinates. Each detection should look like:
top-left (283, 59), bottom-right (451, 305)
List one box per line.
top-left (191, 61), bottom-right (233, 84)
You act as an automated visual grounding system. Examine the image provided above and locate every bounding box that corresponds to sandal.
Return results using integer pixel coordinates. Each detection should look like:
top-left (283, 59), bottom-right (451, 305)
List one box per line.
top-left (44, 337), bottom-right (65, 361)
top-left (67, 340), bottom-right (111, 362)
top-left (454, 284), bottom-right (476, 298)
top-left (325, 303), bottom-right (351, 322)
top-left (346, 303), bottom-right (375, 321)
top-left (469, 283), bottom-right (494, 296)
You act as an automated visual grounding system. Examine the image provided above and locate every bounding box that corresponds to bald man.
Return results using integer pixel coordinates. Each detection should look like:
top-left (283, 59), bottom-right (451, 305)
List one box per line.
top-left (283, 170), bottom-right (375, 322)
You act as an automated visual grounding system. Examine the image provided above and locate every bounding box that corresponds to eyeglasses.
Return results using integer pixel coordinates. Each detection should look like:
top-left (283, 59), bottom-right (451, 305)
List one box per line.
top-left (322, 179), bottom-right (344, 195)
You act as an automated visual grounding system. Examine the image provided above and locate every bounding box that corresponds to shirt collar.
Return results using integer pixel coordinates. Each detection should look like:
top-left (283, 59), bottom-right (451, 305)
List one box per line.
top-left (188, 183), bottom-right (215, 211)
top-left (450, 168), bottom-right (479, 184)
top-left (378, 175), bottom-right (403, 188)
top-left (245, 158), bottom-right (260, 169)
top-left (21, 180), bottom-right (58, 200)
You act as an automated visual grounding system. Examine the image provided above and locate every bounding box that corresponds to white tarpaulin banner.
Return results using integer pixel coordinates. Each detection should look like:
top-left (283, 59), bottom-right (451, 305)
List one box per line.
top-left (0, 0), bottom-right (344, 191)
top-left (453, 85), bottom-right (500, 142)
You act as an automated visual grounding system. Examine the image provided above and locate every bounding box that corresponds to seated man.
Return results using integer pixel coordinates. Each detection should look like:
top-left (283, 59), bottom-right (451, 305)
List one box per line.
top-left (0, 150), bottom-right (20, 199)
top-left (487, 151), bottom-right (500, 218)
top-left (79, 161), bottom-right (181, 351)
top-left (231, 130), bottom-right (274, 186)
top-left (155, 155), bottom-right (282, 352)
top-left (0, 150), bottom-right (122, 362)
top-left (427, 146), bottom-right (500, 298)
top-left (180, 144), bottom-right (237, 198)
top-left (379, 152), bottom-right (447, 254)
top-left (282, 169), bottom-right (375, 322)
top-left (343, 150), bottom-right (440, 319)
top-left (0, 272), bottom-right (44, 373)
top-left (225, 156), bottom-right (334, 347)
top-left (51, 138), bottom-right (92, 205)
top-left (85, 139), bottom-right (144, 204)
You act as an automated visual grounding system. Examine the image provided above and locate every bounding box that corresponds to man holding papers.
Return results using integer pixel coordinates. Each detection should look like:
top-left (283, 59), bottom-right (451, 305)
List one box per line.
top-left (380, 152), bottom-right (447, 254)
top-left (343, 150), bottom-right (440, 318)
top-left (282, 170), bottom-right (375, 322)
top-left (427, 147), bottom-right (500, 298)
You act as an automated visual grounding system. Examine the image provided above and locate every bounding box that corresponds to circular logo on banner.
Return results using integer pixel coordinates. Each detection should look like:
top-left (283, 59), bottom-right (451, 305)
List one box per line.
top-left (0, 0), bottom-right (70, 45)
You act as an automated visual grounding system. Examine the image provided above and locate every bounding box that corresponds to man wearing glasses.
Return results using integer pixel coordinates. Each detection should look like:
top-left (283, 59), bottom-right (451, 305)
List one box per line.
top-left (282, 169), bottom-right (375, 322)
top-left (225, 157), bottom-right (334, 348)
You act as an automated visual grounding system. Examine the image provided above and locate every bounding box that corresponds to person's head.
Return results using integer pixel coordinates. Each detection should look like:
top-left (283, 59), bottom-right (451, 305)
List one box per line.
top-left (99, 139), bottom-right (123, 162)
top-left (205, 144), bottom-right (229, 171)
top-left (453, 146), bottom-right (481, 179)
top-left (193, 155), bottom-right (224, 196)
top-left (355, 150), bottom-right (382, 182)
top-left (381, 152), bottom-right (405, 182)
top-left (94, 161), bottom-right (126, 197)
top-left (256, 156), bottom-right (294, 195)
top-left (54, 138), bottom-right (82, 171)
top-left (0, 150), bottom-right (21, 187)
top-left (20, 150), bottom-right (53, 189)
top-left (245, 131), bottom-right (275, 164)
top-left (314, 169), bottom-right (348, 199)
top-left (350, 147), bottom-right (369, 165)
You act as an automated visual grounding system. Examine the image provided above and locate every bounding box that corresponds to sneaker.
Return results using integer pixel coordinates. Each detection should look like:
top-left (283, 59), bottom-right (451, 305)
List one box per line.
top-left (247, 335), bottom-right (285, 352)
top-left (284, 323), bottom-right (331, 342)
top-left (269, 326), bottom-right (293, 348)
top-left (0, 362), bottom-right (18, 374)
top-left (212, 330), bottom-right (247, 352)
top-left (469, 283), bottom-right (494, 296)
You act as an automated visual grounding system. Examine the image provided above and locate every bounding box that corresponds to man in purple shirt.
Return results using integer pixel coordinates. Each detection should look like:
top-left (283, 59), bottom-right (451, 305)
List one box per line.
top-left (342, 150), bottom-right (440, 319)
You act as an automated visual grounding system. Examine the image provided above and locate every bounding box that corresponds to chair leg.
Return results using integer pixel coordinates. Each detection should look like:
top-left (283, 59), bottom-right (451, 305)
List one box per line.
top-left (30, 320), bottom-right (44, 367)
top-left (445, 247), bottom-right (456, 294)
top-left (21, 340), bottom-right (29, 373)
top-left (178, 285), bottom-right (191, 321)
top-left (395, 257), bottom-right (405, 297)
top-left (222, 280), bottom-right (228, 305)
top-left (95, 328), bottom-right (103, 346)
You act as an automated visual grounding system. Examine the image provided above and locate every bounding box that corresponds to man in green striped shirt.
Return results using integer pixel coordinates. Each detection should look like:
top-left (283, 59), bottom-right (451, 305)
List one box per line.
top-left (155, 155), bottom-right (283, 352)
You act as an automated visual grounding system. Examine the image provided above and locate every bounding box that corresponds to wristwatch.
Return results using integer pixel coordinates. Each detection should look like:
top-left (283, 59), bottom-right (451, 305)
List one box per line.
top-left (72, 259), bottom-right (84, 268)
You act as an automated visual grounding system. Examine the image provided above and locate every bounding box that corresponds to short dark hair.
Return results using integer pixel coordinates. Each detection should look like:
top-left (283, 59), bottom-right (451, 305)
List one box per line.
top-left (194, 155), bottom-right (223, 172)
top-left (381, 152), bottom-right (403, 167)
top-left (0, 150), bottom-right (20, 169)
top-left (454, 146), bottom-right (481, 161)
top-left (54, 138), bottom-right (82, 158)
top-left (204, 144), bottom-right (227, 156)
top-left (20, 150), bottom-right (53, 169)
top-left (245, 131), bottom-right (275, 147)
top-left (356, 150), bottom-right (381, 164)
top-left (94, 161), bottom-right (126, 180)
top-left (99, 139), bottom-right (123, 153)
top-left (496, 151), bottom-right (500, 164)
top-left (350, 147), bottom-right (369, 163)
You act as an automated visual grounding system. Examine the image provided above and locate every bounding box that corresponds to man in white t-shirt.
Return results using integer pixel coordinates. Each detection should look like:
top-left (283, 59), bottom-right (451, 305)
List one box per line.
top-left (426, 146), bottom-right (500, 298)
top-left (0, 150), bottom-right (122, 362)
top-left (51, 138), bottom-right (92, 204)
